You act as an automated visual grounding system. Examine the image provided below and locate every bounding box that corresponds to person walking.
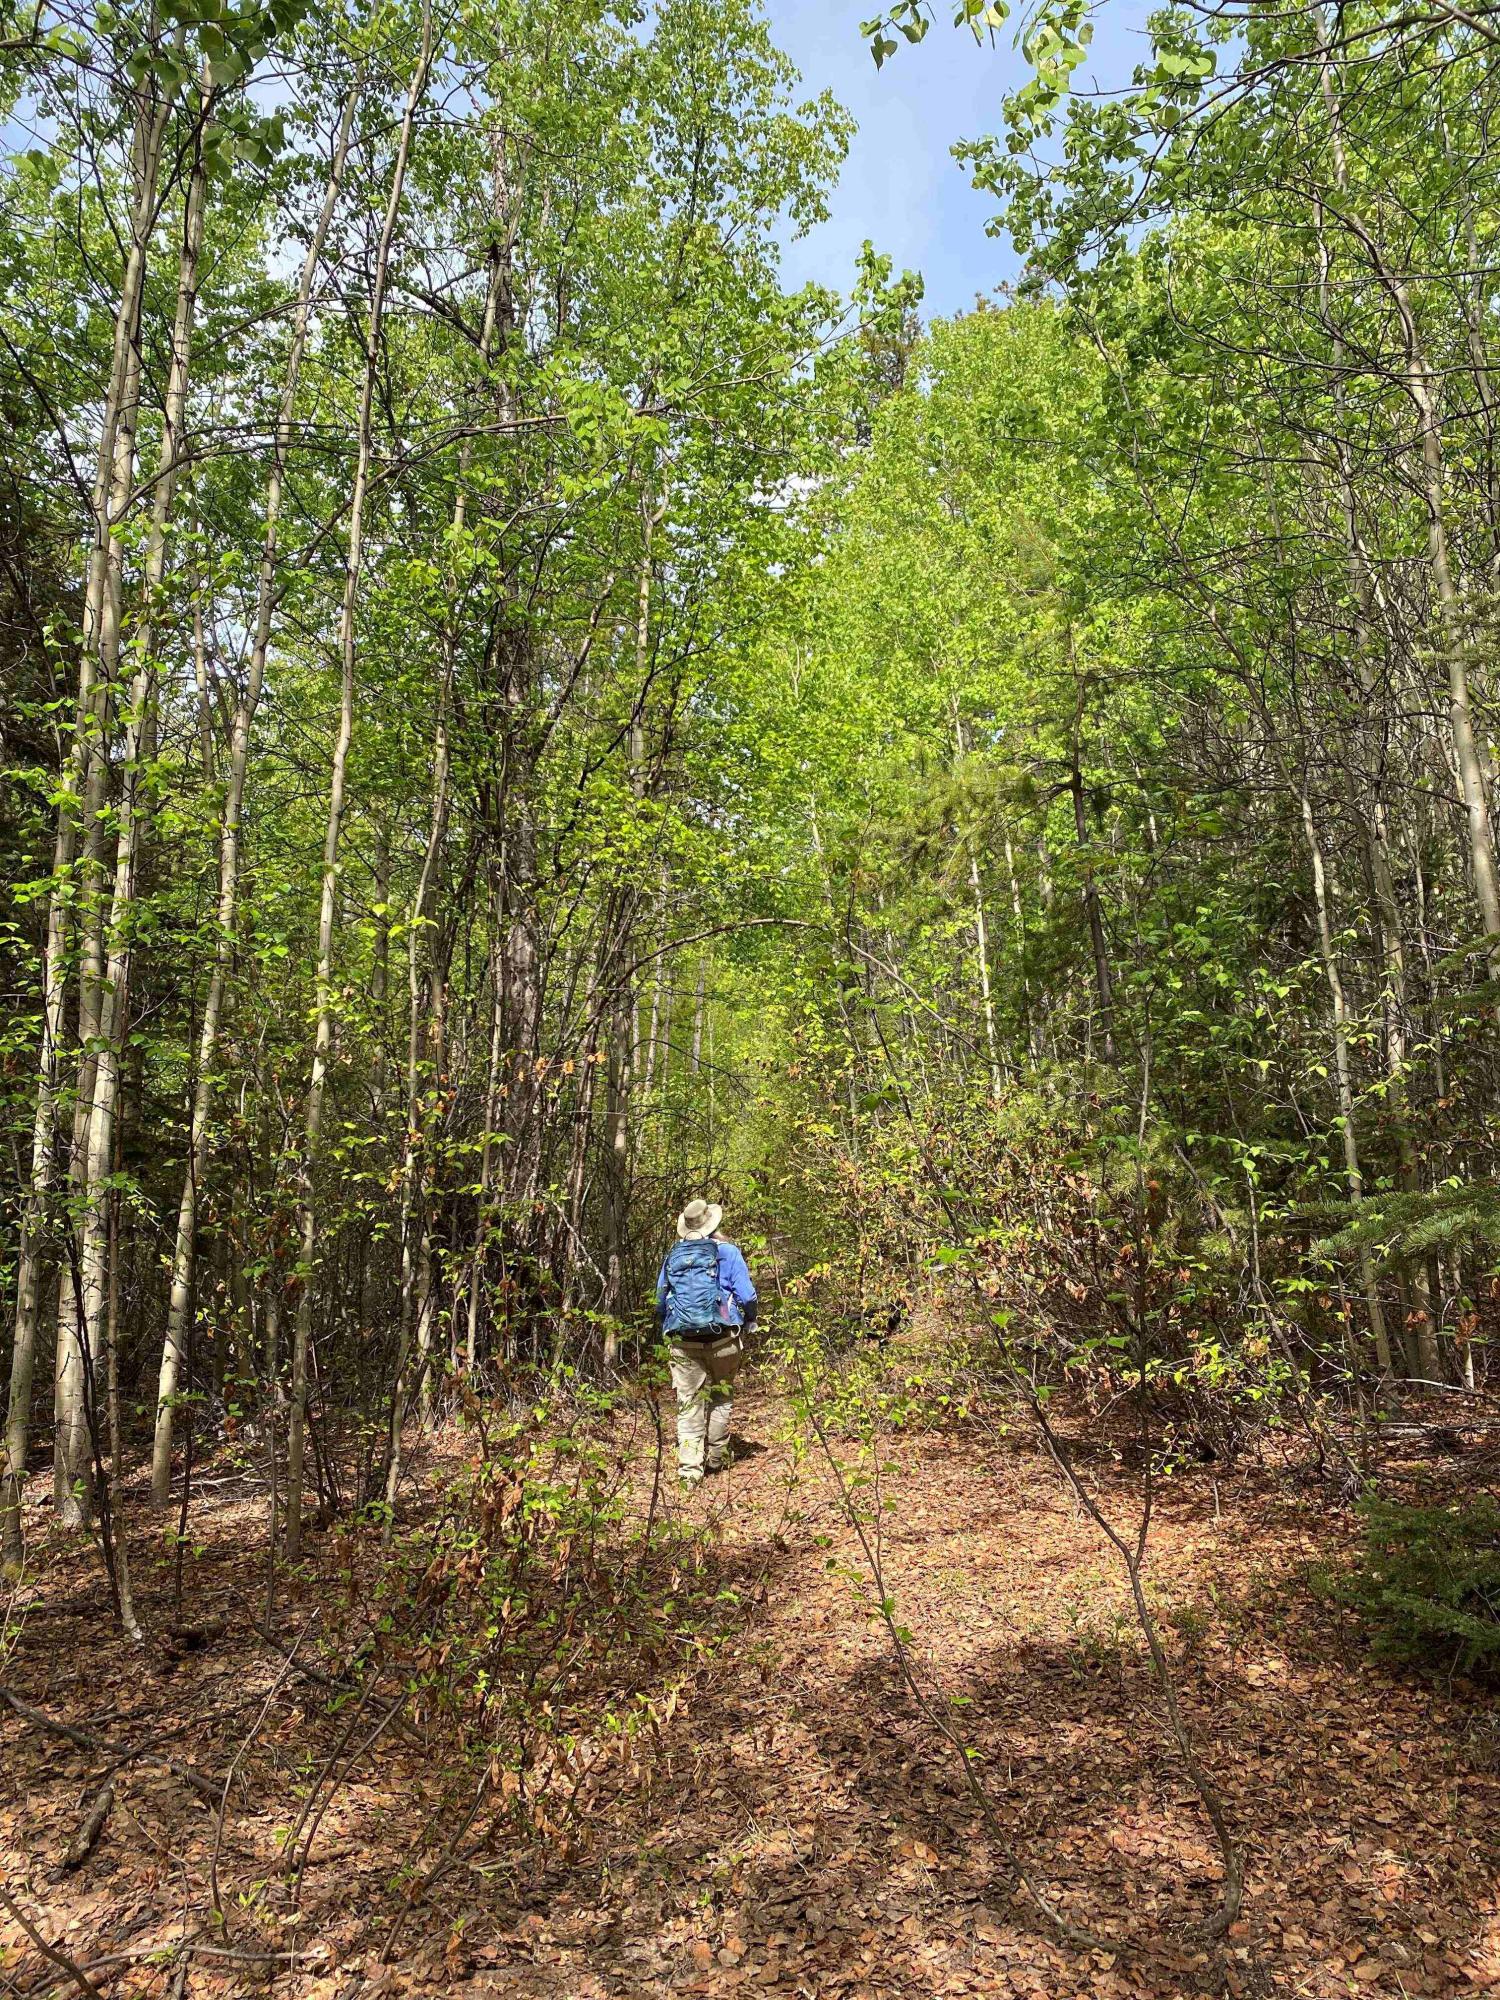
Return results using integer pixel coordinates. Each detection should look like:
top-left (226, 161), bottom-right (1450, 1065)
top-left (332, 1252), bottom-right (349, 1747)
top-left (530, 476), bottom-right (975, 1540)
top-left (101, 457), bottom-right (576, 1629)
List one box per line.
top-left (656, 1199), bottom-right (757, 1487)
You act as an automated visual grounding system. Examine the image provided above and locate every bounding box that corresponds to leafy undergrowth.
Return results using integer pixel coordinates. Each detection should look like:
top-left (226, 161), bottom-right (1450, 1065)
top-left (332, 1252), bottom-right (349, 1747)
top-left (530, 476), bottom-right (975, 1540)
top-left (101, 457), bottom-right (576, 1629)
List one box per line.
top-left (3, 1358), bottom-right (1500, 1999)
top-left (1334, 1495), bottom-right (1500, 1682)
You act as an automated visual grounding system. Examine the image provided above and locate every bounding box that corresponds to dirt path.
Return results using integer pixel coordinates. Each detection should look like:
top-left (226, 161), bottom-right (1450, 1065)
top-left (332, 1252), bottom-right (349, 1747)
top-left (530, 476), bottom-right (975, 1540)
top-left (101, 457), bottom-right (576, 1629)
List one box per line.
top-left (544, 1380), bottom-right (1500, 2000)
top-left (3, 1376), bottom-right (1500, 1998)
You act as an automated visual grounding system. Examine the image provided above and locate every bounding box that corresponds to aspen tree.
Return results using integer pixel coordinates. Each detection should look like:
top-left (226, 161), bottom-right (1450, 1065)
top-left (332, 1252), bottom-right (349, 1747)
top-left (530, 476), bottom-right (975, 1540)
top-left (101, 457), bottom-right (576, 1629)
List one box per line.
top-left (1300, 792), bottom-right (1397, 1379)
top-left (72, 66), bottom-right (215, 1536)
top-left (3, 24), bottom-right (180, 1562)
top-left (151, 81), bottom-right (362, 1505)
top-left (953, 711), bottom-right (1003, 1096)
top-left (384, 254), bottom-right (504, 1509)
top-left (1316, 39), bottom-right (1500, 1005)
top-left (602, 484), bottom-right (664, 1343)
top-left (286, 9), bottom-right (434, 1559)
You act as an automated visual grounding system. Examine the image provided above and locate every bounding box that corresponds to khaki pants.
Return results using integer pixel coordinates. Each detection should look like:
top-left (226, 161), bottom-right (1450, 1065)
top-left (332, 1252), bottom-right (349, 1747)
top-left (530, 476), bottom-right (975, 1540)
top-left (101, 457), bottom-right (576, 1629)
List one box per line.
top-left (669, 1335), bottom-right (739, 1476)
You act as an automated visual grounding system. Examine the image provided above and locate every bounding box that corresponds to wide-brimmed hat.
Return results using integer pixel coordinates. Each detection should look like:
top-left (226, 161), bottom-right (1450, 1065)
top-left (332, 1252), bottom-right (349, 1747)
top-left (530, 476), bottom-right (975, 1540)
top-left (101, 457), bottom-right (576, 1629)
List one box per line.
top-left (677, 1198), bottom-right (723, 1240)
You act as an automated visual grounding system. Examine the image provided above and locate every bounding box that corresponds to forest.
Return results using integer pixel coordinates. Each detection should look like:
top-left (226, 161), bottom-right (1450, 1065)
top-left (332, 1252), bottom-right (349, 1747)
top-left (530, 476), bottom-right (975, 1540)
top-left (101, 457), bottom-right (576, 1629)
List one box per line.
top-left (2, 0), bottom-right (1500, 1994)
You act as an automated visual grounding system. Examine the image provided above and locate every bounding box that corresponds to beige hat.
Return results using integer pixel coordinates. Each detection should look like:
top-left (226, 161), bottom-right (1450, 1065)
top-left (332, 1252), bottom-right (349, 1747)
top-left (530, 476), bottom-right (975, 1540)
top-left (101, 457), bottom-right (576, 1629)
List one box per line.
top-left (677, 1198), bottom-right (723, 1240)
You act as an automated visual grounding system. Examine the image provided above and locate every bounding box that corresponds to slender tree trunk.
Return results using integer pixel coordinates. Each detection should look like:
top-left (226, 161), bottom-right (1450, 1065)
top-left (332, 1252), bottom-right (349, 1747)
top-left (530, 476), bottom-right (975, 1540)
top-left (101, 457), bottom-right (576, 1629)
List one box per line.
top-left (807, 803), bottom-right (862, 1138)
top-left (393, 257), bottom-right (503, 1452)
top-left (287, 24), bottom-right (432, 1560)
top-left (466, 890), bottom-right (505, 1370)
top-left (1300, 792), bottom-right (1395, 1379)
top-left (967, 839), bottom-right (1004, 1096)
top-left (1318, 44), bottom-right (1500, 1005)
top-left (1068, 683), bottom-right (1115, 1063)
top-left (640, 888), bottom-right (669, 1106)
top-left (151, 85), bottom-right (361, 1506)
top-left (1004, 832), bottom-right (1041, 1065)
top-left (13, 62), bottom-right (176, 1552)
top-left (1408, 813), bottom-right (1451, 1110)
top-left (556, 1026), bottom-right (601, 1347)
top-left (689, 964), bottom-right (706, 1074)
top-left (75, 74), bottom-right (213, 1525)
top-left (385, 259), bottom-right (505, 1510)
top-left (1312, 210), bottom-right (1433, 1384)
top-left (952, 709), bottom-right (1003, 1094)
top-left (603, 967), bottom-right (634, 1355)
top-left (104, 1189), bottom-right (143, 1642)
top-left (602, 490), bottom-right (662, 1345)
top-left (496, 629), bottom-right (546, 1246)
top-left (55, 71), bottom-right (172, 1528)
top-left (41, 51), bottom-right (186, 1531)
top-left (1397, 307), bottom-right (1500, 990)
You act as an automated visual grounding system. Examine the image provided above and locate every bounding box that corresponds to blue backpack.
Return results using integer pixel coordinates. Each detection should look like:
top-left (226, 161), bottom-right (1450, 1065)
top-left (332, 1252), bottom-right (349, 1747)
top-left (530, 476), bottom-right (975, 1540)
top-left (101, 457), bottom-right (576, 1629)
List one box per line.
top-left (663, 1238), bottom-right (722, 1333)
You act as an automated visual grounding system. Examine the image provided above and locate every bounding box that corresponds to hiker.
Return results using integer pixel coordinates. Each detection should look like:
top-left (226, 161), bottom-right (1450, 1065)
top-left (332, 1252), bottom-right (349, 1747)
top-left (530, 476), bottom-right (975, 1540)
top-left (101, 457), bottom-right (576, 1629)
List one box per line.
top-left (656, 1199), bottom-right (758, 1486)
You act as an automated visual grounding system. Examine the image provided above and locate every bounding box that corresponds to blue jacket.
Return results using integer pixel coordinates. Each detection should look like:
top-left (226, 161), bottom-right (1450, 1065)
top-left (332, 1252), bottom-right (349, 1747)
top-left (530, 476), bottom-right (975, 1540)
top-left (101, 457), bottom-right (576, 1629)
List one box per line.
top-left (656, 1237), bottom-right (757, 1329)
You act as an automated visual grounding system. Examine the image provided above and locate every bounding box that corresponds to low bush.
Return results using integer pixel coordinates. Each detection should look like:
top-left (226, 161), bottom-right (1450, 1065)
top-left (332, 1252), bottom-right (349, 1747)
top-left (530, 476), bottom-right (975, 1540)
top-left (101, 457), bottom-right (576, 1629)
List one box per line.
top-left (1343, 1496), bottom-right (1500, 1680)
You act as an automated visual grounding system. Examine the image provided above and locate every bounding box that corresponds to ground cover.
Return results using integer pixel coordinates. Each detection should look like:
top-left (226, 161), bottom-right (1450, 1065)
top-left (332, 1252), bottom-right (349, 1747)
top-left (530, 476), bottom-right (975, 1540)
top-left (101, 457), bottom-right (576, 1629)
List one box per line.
top-left (3, 1371), bottom-right (1498, 1999)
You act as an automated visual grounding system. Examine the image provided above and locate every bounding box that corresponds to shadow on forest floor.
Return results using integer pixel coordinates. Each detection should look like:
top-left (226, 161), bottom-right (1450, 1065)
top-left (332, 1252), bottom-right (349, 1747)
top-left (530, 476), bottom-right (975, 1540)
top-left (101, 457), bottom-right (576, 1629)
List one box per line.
top-left (3, 1378), bottom-right (1500, 1998)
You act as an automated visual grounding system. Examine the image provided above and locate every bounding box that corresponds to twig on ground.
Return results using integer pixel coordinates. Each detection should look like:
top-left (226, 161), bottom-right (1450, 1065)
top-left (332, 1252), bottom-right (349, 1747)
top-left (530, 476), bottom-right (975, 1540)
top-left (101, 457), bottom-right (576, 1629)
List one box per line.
top-left (55, 1784), bottom-right (114, 1876)
top-left (280, 1653), bottom-right (396, 1878)
top-left (0, 1881), bottom-right (107, 2000)
top-left (797, 1361), bottom-right (1120, 1957)
top-left (0, 1688), bottom-right (223, 1803)
top-left (1022, 1388), bottom-right (1245, 1938)
top-left (378, 1761), bottom-right (496, 1966)
top-left (211, 1611), bottom-right (319, 1930)
top-left (637, 1375), bottom-right (667, 1578)
top-left (846, 985), bottom-right (1252, 1947)
top-left (291, 1691), bottom-right (411, 1909)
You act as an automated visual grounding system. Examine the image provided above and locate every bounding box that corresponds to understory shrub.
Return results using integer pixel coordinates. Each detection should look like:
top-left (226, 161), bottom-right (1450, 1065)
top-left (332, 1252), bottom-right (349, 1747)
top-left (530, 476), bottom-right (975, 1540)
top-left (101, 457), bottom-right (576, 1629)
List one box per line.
top-left (767, 1296), bottom-right (989, 1435)
top-left (1343, 1496), bottom-right (1500, 1681)
top-left (317, 1385), bottom-right (756, 1869)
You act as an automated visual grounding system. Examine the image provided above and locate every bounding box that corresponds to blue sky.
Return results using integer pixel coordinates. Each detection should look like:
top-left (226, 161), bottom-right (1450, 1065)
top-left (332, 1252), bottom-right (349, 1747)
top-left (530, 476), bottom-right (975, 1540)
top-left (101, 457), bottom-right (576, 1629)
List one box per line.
top-left (766, 1), bottom-right (1154, 321)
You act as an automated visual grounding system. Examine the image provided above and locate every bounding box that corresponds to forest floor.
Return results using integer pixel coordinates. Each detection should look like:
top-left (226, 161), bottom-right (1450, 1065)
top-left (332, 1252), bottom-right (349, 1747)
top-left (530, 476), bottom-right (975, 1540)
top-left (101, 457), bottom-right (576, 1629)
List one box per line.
top-left (3, 1357), bottom-right (1500, 2000)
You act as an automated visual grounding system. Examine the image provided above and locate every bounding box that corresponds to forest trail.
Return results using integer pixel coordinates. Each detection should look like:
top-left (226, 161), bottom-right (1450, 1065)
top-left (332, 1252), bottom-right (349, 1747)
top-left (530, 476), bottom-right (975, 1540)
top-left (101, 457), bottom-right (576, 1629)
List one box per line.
top-left (4, 1371), bottom-right (1499, 2000)
top-left (8, 5), bottom-right (1500, 1993)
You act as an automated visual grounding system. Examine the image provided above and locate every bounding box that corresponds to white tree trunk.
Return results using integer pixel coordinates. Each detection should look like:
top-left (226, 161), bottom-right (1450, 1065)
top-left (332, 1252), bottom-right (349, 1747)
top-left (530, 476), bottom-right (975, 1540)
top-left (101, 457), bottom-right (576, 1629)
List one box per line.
top-left (75, 75), bottom-right (213, 1526)
top-left (151, 84), bottom-right (360, 1505)
top-left (32, 58), bottom-right (179, 1539)
top-left (1300, 793), bottom-right (1395, 1379)
top-left (287, 22), bottom-right (433, 1558)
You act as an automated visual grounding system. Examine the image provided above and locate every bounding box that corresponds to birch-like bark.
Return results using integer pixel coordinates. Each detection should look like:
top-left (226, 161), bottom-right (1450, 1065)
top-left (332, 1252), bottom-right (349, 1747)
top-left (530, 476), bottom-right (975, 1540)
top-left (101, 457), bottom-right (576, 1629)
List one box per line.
top-left (1068, 684), bottom-right (1115, 1064)
top-left (602, 929), bottom-right (636, 1353)
top-left (72, 74), bottom-right (213, 1526)
top-left (1314, 207), bottom-right (1431, 1382)
top-left (1004, 833), bottom-right (1042, 1065)
top-left (952, 711), bottom-right (1003, 1095)
top-left (603, 489), bottom-right (663, 1346)
top-left (968, 840), bottom-right (1004, 1098)
top-left (56, 93), bottom-right (165, 1524)
top-left (287, 23), bottom-right (432, 1560)
top-left (1318, 43), bottom-right (1500, 1004)
top-left (151, 85), bottom-right (361, 1505)
top-left (1391, 291), bottom-right (1500, 986)
top-left (1300, 792), bottom-right (1395, 1378)
top-left (1434, 103), bottom-right (1500, 579)
top-left (640, 886), bottom-right (670, 1106)
top-left (385, 254), bottom-right (504, 1507)
top-left (1313, 45), bottom-right (1482, 1377)
top-left (6, 49), bottom-right (178, 1551)
top-left (104, 1191), bottom-right (142, 1641)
